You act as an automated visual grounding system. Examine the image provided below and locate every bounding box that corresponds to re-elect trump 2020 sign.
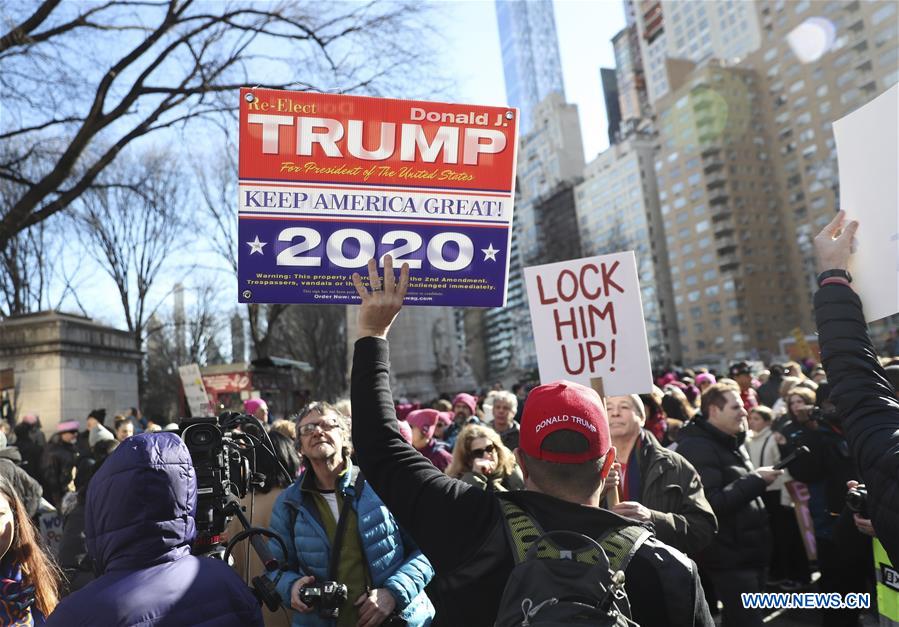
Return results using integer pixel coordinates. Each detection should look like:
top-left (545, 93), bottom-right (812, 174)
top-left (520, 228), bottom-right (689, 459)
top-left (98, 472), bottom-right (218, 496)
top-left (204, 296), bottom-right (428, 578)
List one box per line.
top-left (238, 88), bottom-right (518, 306)
top-left (523, 252), bottom-right (653, 396)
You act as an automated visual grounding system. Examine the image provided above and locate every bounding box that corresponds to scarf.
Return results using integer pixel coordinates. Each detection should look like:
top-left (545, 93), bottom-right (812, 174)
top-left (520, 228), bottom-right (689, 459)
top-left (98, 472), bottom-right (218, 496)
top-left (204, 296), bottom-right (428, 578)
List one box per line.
top-left (0, 556), bottom-right (35, 626)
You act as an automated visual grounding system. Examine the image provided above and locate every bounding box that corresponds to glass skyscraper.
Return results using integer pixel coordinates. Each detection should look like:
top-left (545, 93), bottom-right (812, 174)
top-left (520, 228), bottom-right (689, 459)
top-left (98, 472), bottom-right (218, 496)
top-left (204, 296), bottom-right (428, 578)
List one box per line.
top-left (495, 0), bottom-right (566, 133)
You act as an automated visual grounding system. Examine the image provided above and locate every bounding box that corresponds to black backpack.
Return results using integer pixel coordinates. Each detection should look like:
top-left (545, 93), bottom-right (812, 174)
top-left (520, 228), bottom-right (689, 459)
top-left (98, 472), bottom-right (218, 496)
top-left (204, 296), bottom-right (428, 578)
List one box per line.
top-left (496, 499), bottom-right (651, 627)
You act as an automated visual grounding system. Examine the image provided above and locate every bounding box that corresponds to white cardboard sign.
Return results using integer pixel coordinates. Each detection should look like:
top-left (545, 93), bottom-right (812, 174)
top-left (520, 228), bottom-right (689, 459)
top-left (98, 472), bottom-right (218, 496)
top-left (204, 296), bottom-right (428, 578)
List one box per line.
top-left (178, 364), bottom-right (213, 417)
top-left (832, 83), bottom-right (899, 322)
top-left (523, 251), bottom-right (653, 396)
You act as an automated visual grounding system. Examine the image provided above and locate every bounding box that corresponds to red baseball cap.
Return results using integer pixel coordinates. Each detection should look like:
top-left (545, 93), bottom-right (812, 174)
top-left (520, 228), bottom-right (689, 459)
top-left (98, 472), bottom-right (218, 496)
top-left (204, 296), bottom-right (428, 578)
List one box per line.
top-left (519, 380), bottom-right (611, 464)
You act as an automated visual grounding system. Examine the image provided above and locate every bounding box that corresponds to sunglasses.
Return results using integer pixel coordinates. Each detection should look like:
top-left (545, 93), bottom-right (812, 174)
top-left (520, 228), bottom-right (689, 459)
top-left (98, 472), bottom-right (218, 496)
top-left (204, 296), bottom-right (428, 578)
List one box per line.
top-left (298, 417), bottom-right (341, 437)
top-left (470, 444), bottom-right (496, 459)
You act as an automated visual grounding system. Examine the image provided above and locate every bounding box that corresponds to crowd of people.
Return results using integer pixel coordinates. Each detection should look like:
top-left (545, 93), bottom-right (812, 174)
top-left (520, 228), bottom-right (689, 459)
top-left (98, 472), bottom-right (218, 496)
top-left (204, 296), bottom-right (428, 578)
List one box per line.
top-left (0, 214), bottom-right (893, 626)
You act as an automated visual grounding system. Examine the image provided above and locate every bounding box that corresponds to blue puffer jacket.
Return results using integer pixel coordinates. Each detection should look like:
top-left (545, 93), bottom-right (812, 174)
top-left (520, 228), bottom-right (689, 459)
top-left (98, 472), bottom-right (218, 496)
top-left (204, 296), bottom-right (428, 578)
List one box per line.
top-left (45, 433), bottom-right (263, 627)
top-left (268, 461), bottom-right (434, 626)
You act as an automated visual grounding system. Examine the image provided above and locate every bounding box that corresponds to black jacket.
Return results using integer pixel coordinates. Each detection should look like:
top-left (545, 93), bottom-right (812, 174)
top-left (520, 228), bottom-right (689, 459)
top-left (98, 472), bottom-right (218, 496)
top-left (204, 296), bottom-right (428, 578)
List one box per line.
top-left (815, 284), bottom-right (899, 563)
top-left (780, 420), bottom-right (855, 518)
top-left (40, 435), bottom-right (78, 508)
top-left (351, 337), bottom-right (713, 627)
top-left (675, 419), bottom-right (770, 570)
top-left (756, 376), bottom-right (783, 408)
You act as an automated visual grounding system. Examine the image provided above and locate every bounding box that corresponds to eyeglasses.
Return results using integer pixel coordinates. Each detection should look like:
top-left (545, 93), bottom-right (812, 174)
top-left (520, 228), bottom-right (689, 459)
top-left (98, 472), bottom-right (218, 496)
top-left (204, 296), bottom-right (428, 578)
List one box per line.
top-left (298, 417), bottom-right (341, 437)
top-left (470, 444), bottom-right (496, 459)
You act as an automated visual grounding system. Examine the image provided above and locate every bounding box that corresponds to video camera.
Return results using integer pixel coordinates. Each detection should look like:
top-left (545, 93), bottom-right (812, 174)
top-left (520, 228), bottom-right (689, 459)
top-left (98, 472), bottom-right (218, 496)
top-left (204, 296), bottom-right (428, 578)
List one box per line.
top-left (177, 412), bottom-right (288, 611)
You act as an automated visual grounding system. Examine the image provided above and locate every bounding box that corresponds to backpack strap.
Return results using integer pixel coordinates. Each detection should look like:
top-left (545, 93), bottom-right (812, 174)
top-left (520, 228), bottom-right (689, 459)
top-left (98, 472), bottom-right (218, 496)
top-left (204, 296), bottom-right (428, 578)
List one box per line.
top-left (500, 499), bottom-right (651, 572)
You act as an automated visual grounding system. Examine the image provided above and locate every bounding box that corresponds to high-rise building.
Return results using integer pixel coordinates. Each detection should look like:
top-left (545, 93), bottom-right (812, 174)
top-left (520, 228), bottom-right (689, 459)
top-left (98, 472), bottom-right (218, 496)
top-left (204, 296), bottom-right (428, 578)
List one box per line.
top-left (663, 1), bottom-right (761, 65)
top-left (633, 0), bottom-right (670, 103)
top-left (744, 0), bottom-right (899, 333)
top-left (654, 63), bottom-right (801, 365)
top-left (613, 24), bottom-right (650, 128)
top-left (601, 68), bottom-right (623, 145)
top-left (485, 93), bottom-right (586, 379)
top-left (636, 0), bottom-right (762, 105)
top-left (576, 135), bottom-right (680, 365)
top-left (495, 0), bottom-right (566, 134)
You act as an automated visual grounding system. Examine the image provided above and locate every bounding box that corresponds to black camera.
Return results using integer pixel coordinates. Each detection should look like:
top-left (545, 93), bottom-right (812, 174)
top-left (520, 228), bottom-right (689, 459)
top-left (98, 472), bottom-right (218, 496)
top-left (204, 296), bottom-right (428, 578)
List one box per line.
top-left (299, 581), bottom-right (349, 618)
top-left (846, 485), bottom-right (868, 518)
top-left (178, 415), bottom-right (252, 543)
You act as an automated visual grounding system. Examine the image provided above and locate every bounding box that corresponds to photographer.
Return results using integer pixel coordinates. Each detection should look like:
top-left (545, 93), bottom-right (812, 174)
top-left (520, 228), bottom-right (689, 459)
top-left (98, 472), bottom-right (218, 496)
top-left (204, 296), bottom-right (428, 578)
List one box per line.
top-left (46, 432), bottom-right (263, 626)
top-left (813, 211), bottom-right (899, 564)
top-left (267, 402), bottom-right (435, 627)
top-left (776, 383), bottom-right (871, 626)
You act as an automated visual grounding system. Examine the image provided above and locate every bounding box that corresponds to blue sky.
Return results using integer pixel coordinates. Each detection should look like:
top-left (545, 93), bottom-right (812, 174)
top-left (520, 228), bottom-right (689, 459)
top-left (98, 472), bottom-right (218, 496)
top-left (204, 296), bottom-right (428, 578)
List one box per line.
top-left (438, 0), bottom-right (626, 161)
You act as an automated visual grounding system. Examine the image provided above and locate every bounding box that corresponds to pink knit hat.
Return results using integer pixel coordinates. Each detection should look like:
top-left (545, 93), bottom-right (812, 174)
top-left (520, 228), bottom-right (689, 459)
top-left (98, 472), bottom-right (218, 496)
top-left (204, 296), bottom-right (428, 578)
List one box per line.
top-left (436, 412), bottom-right (453, 427)
top-left (21, 414), bottom-right (38, 425)
top-left (407, 409), bottom-right (440, 440)
top-left (452, 393), bottom-right (477, 415)
top-left (56, 420), bottom-right (80, 433)
top-left (695, 373), bottom-right (716, 387)
top-left (244, 398), bottom-right (267, 415)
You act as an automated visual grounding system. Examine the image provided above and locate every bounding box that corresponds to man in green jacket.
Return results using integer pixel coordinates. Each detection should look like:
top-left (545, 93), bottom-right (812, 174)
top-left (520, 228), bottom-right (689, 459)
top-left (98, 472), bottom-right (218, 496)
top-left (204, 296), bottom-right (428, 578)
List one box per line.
top-left (604, 394), bottom-right (717, 556)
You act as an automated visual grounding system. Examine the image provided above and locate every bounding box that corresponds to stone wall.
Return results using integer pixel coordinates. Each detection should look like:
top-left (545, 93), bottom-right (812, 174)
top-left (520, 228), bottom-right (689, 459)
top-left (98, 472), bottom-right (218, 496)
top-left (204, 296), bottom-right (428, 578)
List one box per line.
top-left (0, 312), bottom-right (141, 434)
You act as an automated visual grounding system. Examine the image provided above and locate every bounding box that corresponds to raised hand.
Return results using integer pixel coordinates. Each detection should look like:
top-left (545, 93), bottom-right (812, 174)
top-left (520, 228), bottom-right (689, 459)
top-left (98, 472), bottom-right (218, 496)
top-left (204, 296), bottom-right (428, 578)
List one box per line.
top-left (351, 255), bottom-right (410, 339)
top-left (813, 210), bottom-right (859, 274)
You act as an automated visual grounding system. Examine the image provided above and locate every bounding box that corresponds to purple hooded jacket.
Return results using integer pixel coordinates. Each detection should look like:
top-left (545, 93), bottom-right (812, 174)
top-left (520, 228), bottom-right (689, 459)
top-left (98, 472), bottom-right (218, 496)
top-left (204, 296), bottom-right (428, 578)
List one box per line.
top-left (45, 433), bottom-right (263, 626)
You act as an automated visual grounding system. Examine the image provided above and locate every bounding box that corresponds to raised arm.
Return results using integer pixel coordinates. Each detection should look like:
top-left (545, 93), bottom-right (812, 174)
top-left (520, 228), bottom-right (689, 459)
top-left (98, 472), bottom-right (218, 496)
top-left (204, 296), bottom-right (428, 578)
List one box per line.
top-left (813, 211), bottom-right (899, 563)
top-left (350, 257), bottom-right (498, 574)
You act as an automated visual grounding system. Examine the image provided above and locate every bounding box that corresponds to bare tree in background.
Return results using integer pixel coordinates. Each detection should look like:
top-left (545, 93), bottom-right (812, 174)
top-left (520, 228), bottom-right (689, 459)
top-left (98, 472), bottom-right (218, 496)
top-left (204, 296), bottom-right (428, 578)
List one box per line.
top-left (0, 0), bottom-right (436, 251)
top-left (143, 282), bottom-right (226, 419)
top-left (276, 305), bottom-right (348, 401)
top-left (76, 149), bottom-right (189, 399)
top-left (194, 147), bottom-right (289, 359)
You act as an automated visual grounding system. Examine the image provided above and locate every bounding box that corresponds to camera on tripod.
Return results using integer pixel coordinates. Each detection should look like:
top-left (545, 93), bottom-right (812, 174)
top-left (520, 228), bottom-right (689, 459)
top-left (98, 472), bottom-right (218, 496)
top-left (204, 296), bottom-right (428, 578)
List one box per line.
top-left (178, 415), bottom-right (252, 545)
top-left (177, 413), bottom-right (286, 612)
top-left (299, 581), bottom-right (349, 619)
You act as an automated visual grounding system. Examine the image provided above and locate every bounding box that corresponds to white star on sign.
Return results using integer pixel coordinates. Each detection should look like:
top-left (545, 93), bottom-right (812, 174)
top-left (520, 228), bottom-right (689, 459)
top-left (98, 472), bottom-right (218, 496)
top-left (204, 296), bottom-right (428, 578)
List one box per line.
top-left (247, 236), bottom-right (267, 255)
top-left (482, 243), bottom-right (500, 261)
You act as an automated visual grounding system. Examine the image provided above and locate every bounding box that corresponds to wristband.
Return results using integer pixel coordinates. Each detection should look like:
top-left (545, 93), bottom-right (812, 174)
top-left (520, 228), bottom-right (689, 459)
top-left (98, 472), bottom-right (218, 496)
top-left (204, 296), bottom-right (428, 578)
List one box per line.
top-left (820, 277), bottom-right (850, 287)
top-left (817, 269), bottom-right (851, 287)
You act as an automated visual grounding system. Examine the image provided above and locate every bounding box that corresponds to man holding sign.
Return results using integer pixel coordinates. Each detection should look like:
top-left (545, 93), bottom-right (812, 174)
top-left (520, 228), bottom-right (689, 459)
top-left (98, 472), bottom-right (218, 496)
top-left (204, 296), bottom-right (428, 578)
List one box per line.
top-left (348, 256), bottom-right (713, 627)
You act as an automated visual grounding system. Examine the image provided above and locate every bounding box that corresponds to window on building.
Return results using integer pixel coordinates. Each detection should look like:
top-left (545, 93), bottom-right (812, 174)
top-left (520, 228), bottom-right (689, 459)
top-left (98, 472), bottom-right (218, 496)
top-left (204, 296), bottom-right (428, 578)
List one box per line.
top-left (789, 80), bottom-right (806, 94)
top-left (703, 269), bottom-right (717, 281)
top-left (688, 291), bottom-right (701, 302)
top-left (696, 220), bottom-right (710, 233)
top-left (840, 88), bottom-right (860, 105)
top-left (872, 3), bottom-right (897, 26)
